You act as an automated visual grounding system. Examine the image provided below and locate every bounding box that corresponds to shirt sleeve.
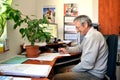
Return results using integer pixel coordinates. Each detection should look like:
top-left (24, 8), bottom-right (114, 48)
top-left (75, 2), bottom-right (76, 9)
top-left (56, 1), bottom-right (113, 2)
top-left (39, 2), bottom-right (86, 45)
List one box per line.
top-left (71, 38), bottom-right (100, 72)
top-left (67, 43), bottom-right (82, 53)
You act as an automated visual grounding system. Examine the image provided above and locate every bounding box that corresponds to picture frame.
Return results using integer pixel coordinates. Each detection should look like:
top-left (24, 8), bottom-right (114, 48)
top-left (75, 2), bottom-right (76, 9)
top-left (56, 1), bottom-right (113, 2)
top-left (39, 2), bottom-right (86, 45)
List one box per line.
top-left (43, 7), bottom-right (55, 23)
top-left (64, 3), bottom-right (78, 17)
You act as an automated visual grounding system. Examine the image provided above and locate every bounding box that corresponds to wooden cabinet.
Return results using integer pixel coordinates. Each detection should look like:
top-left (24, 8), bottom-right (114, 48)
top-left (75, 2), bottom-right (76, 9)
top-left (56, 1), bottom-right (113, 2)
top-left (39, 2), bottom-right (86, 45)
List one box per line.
top-left (99, 0), bottom-right (120, 35)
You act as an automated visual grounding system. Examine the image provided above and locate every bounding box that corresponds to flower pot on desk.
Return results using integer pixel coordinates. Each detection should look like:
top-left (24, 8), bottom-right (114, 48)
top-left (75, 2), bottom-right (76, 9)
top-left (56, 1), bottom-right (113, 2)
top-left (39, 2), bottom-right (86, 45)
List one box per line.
top-left (26, 45), bottom-right (40, 58)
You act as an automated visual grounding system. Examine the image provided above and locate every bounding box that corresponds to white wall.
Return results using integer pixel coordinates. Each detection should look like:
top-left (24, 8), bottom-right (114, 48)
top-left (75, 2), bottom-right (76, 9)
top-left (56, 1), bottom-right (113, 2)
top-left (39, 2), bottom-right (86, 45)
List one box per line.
top-left (0, 0), bottom-right (98, 62)
top-left (36, 0), bottom-right (98, 39)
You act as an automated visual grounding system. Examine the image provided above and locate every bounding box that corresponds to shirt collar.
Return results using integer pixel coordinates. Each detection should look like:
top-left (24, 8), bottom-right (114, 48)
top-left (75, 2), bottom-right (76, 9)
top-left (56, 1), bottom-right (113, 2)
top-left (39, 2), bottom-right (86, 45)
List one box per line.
top-left (84, 27), bottom-right (94, 38)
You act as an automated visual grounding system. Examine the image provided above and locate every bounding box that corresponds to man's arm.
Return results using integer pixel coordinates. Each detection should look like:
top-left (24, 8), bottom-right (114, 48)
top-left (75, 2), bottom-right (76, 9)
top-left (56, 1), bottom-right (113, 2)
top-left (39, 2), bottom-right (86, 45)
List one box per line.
top-left (71, 39), bottom-right (100, 72)
top-left (68, 44), bottom-right (82, 53)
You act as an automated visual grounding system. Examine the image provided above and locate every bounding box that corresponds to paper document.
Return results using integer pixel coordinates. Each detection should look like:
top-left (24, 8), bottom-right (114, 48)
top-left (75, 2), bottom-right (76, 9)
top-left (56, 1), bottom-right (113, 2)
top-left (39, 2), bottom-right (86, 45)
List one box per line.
top-left (0, 64), bottom-right (51, 77)
top-left (0, 76), bottom-right (31, 80)
top-left (0, 76), bottom-right (13, 80)
top-left (62, 40), bottom-right (72, 44)
top-left (28, 53), bottom-right (70, 61)
top-left (13, 77), bottom-right (31, 80)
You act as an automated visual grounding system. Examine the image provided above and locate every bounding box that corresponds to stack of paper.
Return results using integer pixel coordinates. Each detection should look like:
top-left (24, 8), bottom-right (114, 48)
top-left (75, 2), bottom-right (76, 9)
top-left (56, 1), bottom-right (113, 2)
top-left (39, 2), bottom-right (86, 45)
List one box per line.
top-left (28, 53), bottom-right (70, 61)
top-left (0, 64), bottom-right (51, 77)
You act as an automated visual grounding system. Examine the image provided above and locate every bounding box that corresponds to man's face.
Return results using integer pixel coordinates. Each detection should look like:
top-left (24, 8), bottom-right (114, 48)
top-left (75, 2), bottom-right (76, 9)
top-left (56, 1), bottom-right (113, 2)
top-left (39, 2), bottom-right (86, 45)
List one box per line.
top-left (74, 21), bottom-right (88, 36)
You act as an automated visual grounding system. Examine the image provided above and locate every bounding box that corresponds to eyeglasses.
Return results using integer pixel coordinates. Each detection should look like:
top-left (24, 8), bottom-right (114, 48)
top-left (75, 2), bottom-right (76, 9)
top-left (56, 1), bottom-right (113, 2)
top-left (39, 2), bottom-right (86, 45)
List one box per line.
top-left (76, 26), bottom-right (80, 30)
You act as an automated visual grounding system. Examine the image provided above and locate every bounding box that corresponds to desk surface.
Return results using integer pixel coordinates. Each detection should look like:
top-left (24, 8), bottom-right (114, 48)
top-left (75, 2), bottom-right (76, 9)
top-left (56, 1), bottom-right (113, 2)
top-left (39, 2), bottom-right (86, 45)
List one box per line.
top-left (23, 58), bottom-right (56, 67)
top-left (24, 52), bottom-right (81, 80)
top-left (32, 78), bottom-right (49, 80)
top-left (1, 52), bottom-right (81, 80)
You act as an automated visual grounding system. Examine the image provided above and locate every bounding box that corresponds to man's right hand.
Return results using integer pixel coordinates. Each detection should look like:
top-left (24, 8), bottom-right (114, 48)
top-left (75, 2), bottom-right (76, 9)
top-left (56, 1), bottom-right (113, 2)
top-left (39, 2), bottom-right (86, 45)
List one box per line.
top-left (58, 48), bottom-right (69, 54)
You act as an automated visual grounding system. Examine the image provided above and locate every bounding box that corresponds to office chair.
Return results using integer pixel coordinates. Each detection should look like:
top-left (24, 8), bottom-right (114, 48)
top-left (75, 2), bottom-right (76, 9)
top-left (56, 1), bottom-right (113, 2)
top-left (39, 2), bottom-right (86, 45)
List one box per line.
top-left (103, 34), bottom-right (118, 80)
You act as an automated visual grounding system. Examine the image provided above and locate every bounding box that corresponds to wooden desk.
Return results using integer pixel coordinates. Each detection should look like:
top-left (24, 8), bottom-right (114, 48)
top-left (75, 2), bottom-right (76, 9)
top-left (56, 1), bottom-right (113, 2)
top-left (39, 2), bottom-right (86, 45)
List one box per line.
top-left (1, 53), bottom-right (81, 80)
top-left (32, 78), bottom-right (49, 80)
top-left (20, 42), bottom-right (71, 54)
top-left (23, 52), bottom-right (81, 80)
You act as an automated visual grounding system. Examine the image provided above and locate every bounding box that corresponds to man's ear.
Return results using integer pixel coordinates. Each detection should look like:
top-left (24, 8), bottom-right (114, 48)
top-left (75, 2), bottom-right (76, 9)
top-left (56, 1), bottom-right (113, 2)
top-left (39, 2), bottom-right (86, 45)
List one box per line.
top-left (83, 21), bottom-right (88, 28)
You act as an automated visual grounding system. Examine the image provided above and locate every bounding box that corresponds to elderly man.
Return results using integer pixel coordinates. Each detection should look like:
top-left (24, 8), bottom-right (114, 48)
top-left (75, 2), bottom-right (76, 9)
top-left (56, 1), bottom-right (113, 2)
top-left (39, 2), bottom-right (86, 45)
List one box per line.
top-left (52, 15), bottom-right (108, 80)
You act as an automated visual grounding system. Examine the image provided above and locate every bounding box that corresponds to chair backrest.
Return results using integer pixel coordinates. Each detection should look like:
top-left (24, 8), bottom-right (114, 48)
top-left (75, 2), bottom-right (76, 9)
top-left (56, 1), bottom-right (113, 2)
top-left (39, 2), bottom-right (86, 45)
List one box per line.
top-left (105, 34), bottom-right (118, 80)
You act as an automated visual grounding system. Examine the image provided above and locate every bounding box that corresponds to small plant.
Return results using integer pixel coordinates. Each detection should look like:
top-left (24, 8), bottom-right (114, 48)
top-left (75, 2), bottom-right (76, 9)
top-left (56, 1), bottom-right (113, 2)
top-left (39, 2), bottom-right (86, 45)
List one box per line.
top-left (0, 0), bottom-right (52, 46)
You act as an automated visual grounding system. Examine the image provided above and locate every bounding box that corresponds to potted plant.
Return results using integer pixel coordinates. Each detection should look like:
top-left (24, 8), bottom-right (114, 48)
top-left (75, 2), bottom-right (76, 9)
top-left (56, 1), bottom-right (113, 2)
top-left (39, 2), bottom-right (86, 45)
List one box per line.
top-left (0, 0), bottom-right (52, 57)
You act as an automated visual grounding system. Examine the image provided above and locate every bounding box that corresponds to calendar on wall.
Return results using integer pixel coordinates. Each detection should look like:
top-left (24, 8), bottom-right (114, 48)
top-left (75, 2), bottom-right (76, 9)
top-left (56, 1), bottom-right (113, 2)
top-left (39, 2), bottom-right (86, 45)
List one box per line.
top-left (64, 16), bottom-right (78, 42)
top-left (63, 3), bottom-right (78, 42)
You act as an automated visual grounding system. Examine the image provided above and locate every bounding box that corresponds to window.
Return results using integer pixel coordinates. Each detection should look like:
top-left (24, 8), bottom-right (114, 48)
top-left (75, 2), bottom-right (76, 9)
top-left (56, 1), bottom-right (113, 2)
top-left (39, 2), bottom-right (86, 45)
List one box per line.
top-left (0, 0), bottom-right (12, 53)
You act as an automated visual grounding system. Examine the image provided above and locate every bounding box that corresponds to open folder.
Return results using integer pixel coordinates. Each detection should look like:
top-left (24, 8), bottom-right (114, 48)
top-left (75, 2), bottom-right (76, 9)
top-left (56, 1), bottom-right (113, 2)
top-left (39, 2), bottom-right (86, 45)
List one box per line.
top-left (0, 64), bottom-right (52, 77)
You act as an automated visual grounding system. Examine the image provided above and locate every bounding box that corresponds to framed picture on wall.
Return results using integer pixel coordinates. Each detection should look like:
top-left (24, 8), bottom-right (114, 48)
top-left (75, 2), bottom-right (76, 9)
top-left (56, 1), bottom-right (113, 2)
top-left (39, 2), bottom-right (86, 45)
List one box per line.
top-left (64, 3), bottom-right (78, 17)
top-left (43, 7), bottom-right (55, 23)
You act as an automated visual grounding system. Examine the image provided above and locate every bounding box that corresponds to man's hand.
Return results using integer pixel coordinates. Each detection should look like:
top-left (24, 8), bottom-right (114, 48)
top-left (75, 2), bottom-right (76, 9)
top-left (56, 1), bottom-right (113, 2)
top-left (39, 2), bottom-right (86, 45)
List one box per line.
top-left (58, 48), bottom-right (68, 54)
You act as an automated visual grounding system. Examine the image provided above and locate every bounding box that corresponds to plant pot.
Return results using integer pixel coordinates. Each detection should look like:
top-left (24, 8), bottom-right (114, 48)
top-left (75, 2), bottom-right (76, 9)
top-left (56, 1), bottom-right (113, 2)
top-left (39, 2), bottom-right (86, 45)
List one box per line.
top-left (25, 45), bottom-right (40, 58)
